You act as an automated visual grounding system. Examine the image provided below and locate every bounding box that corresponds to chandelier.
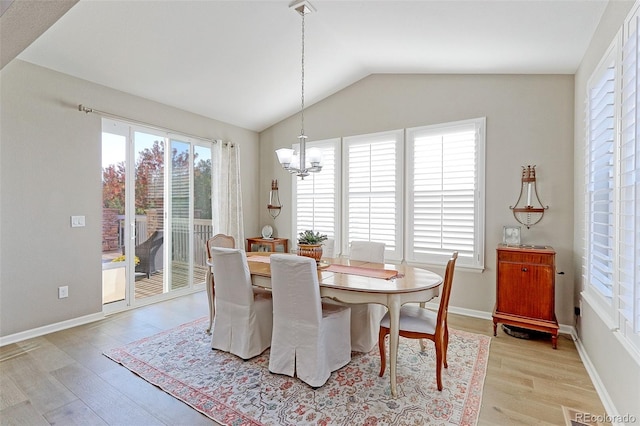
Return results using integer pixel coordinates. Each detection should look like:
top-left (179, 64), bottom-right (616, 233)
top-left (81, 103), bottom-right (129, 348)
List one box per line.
top-left (275, 0), bottom-right (322, 179)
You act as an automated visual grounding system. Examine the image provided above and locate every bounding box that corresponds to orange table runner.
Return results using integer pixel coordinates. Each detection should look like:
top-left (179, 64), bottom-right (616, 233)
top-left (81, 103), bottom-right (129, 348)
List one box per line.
top-left (247, 255), bottom-right (271, 263)
top-left (325, 264), bottom-right (400, 280)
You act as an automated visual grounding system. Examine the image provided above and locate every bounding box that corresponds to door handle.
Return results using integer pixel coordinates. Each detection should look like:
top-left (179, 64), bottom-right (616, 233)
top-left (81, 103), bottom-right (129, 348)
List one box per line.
top-left (521, 267), bottom-right (528, 272)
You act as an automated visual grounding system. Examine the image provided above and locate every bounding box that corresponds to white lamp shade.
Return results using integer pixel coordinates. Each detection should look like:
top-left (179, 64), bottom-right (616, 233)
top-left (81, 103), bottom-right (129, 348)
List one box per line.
top-left (306, 147), bottom-right (322, 165)
top-left (276, 148), bottom-right (294, 166)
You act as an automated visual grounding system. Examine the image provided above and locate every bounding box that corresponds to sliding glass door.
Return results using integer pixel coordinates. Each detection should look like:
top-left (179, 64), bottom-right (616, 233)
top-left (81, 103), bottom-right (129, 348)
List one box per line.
top-left (101, 119), bottom-right (212, 312)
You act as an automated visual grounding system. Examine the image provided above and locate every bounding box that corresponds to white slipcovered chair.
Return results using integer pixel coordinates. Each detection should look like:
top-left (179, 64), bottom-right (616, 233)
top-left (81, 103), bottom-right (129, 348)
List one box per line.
top-left (348, 240), bottom-right (388, 353)
top-left (269, 254), bottom-right (352, 387)
top-left (210, 247), bottom-right (273, 360)
top-left (321, 238), bottom-right (336, 259)
top-left (349, 240), bottom-right (386, 263)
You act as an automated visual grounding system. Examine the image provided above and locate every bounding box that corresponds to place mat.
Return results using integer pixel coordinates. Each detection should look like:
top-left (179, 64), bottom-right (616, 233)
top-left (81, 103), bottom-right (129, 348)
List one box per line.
top-left (325, 264), bottom-right (400, 280)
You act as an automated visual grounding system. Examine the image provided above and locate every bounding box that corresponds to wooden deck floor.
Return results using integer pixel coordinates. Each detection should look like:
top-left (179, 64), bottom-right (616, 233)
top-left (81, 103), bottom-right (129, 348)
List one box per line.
top-left (134, 264), bottom-right (207, 300)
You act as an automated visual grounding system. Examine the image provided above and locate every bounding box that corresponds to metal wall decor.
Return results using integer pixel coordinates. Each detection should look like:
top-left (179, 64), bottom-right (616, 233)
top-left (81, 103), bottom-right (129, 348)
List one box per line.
top-left (509, 165), bottom-right (549, 228)
top-left (267, 179), bottom-right (282, 219)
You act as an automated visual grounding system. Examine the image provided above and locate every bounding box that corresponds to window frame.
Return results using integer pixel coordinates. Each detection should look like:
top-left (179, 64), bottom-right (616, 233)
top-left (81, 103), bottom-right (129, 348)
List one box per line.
top-left (405, 118), bottom-right (486, 270)
top-left (584, 37), bottom-right (619, 320)
top-left (584, 2), bottom-right (640, 350)
top-left (291, 119), bottom-right (485, 268)
top-left (342, 129), bottom-right (404, 262)
top-left (291, 138), bottom-right (341, 253)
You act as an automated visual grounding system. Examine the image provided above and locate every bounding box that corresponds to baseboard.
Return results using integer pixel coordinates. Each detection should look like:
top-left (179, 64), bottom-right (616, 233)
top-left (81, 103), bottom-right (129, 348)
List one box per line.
top-left (442, 305), bottom-right (619, 426)
top-left (572, 332), bottom-right (623, 426)
top-left (448, 305), bottom-right (494, 321)
top-left (0, 312), bottom-right (104, 347)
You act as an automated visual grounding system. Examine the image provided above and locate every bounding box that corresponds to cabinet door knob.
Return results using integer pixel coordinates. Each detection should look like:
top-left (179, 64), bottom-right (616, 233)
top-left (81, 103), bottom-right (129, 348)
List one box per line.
top-left (522, 267), bottom-right (528, 272)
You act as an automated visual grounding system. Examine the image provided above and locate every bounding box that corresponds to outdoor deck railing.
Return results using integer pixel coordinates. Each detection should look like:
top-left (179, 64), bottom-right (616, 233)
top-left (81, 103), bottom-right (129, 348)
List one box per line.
top-left (116, 216), bottom-right (213, 267)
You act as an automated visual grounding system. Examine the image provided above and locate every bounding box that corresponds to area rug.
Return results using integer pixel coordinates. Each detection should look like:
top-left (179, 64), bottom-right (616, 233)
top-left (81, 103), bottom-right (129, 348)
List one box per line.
top-left (104, 318), bottom-right (490, 425)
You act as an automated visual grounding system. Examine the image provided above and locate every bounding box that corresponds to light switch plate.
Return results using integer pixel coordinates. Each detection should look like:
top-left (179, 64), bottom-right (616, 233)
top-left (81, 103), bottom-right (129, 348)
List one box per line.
top-left (71, 215), bottom-right (85, 227)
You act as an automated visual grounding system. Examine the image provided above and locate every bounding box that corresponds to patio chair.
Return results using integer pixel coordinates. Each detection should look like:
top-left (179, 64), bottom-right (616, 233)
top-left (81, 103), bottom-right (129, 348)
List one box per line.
top-left (135, 230), bottom-right (164, 278)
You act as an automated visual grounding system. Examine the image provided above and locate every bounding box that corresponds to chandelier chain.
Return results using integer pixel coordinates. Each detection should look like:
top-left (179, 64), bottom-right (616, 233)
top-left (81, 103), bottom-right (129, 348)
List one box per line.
top-left (300, 10), bottom-right (305, 136)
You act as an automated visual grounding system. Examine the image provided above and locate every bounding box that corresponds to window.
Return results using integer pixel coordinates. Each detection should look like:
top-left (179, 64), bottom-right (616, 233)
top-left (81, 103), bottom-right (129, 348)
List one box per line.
top-left (618, 12), bottom-right (640, 334)
top-left (343, 130), bottom-right (404, 261)
top-left (406, 118), bottom-right (485, 269)
top-left (586, 45), bottom-right (617, 304)
top-left (292, 120), bottom-right (485, 268)
top-left (585, 5), bottom-right (640, 346)
top-left (293, 139), bottom-right (340, 246)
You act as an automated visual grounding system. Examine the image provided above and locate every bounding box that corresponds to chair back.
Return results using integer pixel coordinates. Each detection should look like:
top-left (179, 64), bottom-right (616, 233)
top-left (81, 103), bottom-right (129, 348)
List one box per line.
top-left (322, 238), bottom-right (335, 258)
top-left (210, 247), bottom-right (254, 306)
top-left (206, 234), bottom-right (235, 259)
top-left (349, 240), bottom-right (385, 263)
top-left (270, 255), bottom-right (322, 326)
top-left (436, 252), bottom-right (458, 330)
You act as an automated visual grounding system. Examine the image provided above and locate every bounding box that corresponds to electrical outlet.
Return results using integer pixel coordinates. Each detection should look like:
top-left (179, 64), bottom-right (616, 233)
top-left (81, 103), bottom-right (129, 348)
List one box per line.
top-left (574, 306), bottom-right (581, 316)
top-left (58, 286), bottom-right (69, 299)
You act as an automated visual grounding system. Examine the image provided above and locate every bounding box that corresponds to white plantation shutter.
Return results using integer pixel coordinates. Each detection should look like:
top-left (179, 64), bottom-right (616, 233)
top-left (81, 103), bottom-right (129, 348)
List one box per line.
top-left (344, 130), bottom-right (403, 261)
top-left (294, 139), bottom-right (340, 245)
top-left (406, 119), bottom-right (485, 268)
top-left (586, 49), bottom-right (616, 303)
top-left (619, 14), bottom-right (640, 333)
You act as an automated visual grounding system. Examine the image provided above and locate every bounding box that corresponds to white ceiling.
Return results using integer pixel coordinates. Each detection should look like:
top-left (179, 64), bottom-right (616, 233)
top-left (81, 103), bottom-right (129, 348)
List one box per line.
top-left (17, 0), bottom-right (609, 132)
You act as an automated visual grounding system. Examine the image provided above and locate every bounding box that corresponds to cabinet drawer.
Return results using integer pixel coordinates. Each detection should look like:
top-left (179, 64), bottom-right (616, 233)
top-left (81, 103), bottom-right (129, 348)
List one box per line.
top-left (497, 251), bottom-right (554, 266)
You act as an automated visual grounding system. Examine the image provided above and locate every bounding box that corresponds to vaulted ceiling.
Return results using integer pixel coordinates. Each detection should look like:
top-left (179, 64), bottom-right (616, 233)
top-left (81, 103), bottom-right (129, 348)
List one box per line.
top-left (8, 0), bottom-right (609, 132)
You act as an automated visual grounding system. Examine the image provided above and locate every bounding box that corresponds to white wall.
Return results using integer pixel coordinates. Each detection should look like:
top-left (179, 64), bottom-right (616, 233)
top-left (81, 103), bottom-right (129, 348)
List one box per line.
top-left (574, 0), bottom-right (640, 422)
top-left (0, 60), bottom-right (260, 337)
top-left (260, 73), bottom-right (575, 324)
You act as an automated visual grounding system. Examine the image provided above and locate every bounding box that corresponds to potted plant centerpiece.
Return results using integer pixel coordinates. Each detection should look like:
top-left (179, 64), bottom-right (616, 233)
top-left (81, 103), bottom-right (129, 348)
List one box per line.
top-left (297, 230), bottom-right (328, 263)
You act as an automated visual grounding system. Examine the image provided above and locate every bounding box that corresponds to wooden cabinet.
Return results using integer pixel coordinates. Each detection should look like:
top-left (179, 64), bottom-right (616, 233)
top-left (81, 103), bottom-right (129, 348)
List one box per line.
top-left (246, 237), bottom-right (288, 253)
top-left (492, 244), bottom-right (559, 348)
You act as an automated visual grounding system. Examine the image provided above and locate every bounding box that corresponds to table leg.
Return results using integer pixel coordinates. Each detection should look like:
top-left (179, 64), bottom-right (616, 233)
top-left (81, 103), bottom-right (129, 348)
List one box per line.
top-left (388, 295), bottom-right (401, 397)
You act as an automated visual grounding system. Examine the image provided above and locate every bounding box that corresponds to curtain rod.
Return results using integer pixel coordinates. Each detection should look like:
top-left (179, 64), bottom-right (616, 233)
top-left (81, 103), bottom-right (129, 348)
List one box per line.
top-left (77, 104), bottom-right (233, 147)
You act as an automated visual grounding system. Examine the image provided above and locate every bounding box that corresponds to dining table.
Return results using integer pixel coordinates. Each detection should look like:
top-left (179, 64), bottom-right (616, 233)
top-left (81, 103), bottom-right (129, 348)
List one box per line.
top-left (243, 252), bottom-right (443, 398)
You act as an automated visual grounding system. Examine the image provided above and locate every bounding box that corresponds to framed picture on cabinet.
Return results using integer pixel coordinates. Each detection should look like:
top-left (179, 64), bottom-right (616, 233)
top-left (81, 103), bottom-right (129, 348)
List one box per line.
top-left (503, 226), bottom-right (521, 246)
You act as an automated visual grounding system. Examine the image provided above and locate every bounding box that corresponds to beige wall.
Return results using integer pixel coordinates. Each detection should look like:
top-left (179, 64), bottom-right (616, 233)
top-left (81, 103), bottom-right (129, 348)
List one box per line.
top-left (574, 0), bottom-right (640, 421)
top-left (260, 73), bottom-right (575, 324)
top-left (0, 60), bottom-right (260, 337)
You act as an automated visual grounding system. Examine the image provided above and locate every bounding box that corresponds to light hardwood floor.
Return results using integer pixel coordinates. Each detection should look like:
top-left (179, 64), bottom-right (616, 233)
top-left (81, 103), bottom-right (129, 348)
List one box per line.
top-left (0, 292), bottom-right (608, 425)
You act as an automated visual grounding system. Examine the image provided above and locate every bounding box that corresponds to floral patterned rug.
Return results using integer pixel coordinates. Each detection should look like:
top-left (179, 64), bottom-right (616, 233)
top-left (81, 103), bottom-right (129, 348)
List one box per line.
top-left (104, 318), bottom-right (490, 425)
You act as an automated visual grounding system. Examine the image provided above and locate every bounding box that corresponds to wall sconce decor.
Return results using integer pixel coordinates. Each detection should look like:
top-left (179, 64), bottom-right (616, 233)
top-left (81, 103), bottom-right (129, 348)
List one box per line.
top-left (267, 179), bottom-right (282, 219)
top-left (509, 165), bottom-right (548, 228)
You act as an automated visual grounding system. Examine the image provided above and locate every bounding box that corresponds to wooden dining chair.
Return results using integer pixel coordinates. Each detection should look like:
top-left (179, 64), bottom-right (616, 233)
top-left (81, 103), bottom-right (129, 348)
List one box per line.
top-left (378, 251), bottom-right (458, 391)
top-left (205, 234), bottom-right (235, 334)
